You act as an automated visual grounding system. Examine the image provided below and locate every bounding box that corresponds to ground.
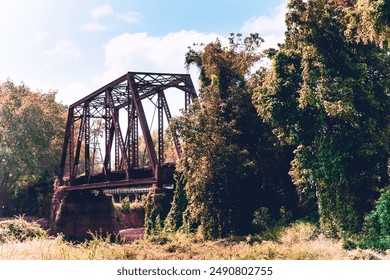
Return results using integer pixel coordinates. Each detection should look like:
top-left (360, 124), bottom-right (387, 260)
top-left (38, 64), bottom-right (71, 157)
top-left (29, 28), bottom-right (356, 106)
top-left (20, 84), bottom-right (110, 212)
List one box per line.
top-left (0, 213), bottom-right (145, 243)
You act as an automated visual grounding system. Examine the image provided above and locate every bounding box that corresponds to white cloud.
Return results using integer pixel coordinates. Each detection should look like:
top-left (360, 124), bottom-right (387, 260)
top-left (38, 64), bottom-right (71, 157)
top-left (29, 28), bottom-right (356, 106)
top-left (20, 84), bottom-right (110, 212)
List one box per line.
top-left (93, 30), bottom-right (223, 119)
top-left (25, 79), bottom-right (56, 94)
top-left (241, 2), bottom-right (287, 48)
top-left (21, 80), bottom-right (91, 106)
top-left (57, 82), bottom-right (92, 105)
top-left (25, 32), bottom-right (46, 47)
top-left (80, 22), bottom-right (108, 31)
top-left (117, 11), bottom-right (139, 23)
top-left (82, 4), bottom-right (139, 32)
top-left (95, 30), bottom-right (221, 84)
top-left (46, 39), bottom-right (82, 61)
top-left (91, 4), bottom-right (113, 19)
top-left (81, 4), bottom-right (113, 32)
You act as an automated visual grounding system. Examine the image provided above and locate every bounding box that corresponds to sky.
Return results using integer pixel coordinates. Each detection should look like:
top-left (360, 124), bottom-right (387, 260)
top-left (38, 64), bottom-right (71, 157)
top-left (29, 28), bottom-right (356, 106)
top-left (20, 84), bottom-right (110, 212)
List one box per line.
top-left (0, 0), bottom-right (287, 106)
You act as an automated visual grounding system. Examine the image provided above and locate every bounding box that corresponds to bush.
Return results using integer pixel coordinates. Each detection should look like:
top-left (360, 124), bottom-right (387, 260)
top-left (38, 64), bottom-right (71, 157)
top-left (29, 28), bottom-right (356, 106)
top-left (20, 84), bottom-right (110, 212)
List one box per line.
top-left (129, 200), bottom-right (145, 214)
top-left (164, 173), bottom-right (188, 232)
top-left (252, 207), bottom-right (273, 232)
top-left (121, 197), bottom-right (131, 213)
top-left (279, 222), bottom-right (317, 245)
top-left (0, 216), bottom-right (47, 243)
top-left (361, 188), bottom-right (390, 250)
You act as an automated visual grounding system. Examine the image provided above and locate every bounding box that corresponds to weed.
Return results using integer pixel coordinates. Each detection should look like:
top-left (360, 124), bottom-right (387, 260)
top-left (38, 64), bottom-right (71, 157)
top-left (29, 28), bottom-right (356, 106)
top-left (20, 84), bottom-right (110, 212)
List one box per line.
top-left (1, 220), bottom-right (389, 260)
top-left (0, 216), bottom-right (46, 243)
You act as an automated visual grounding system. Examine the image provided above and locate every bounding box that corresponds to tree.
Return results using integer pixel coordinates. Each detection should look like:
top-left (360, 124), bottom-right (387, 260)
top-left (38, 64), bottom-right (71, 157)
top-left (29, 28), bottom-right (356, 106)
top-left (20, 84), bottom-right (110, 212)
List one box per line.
top-left (361, 187), bottom-right (390, 250)
top-left (164, 173), bottom-right (188, 232)
top-left (171, 34), bottom-right (297, 239)
top-left (254, 0), bottom-right (389, 236)
top-left (0, 80), bottom-right (67, 216)
top-left (347, 0), bottom-right (390, 47)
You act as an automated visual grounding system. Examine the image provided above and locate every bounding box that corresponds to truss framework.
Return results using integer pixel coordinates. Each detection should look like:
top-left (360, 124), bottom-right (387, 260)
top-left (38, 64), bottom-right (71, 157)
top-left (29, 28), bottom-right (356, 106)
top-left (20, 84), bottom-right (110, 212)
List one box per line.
top-left (59, 72), bottom-right (196, 190)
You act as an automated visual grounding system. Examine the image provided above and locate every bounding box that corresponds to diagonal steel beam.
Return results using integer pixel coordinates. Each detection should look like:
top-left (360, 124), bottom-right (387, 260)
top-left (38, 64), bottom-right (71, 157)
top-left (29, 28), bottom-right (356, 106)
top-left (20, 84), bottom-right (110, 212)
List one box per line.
top-left (127, 73), bottom-right (158, 175)
top-left (59, 108), bottom-right (74, 183)
top-left (160, 91), bottom-right (182, 159)
top-left (107, 91), bottom-right (129, 179)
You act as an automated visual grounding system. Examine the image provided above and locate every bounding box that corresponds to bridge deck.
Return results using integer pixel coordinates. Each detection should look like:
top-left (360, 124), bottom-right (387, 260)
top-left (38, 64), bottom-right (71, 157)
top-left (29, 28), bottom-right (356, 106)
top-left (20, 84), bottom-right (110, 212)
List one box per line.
top-left (61, 164), bottom-right (175, 192)
top-left (62, 177), bottom-right (157, 191)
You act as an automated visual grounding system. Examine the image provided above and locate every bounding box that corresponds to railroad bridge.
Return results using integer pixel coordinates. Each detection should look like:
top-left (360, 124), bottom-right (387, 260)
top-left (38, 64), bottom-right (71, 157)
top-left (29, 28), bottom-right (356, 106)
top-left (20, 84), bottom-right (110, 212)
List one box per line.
top-left (52, 72), bottom-right (196, 239)
top-left (59, 71), bottom-right (196, 191)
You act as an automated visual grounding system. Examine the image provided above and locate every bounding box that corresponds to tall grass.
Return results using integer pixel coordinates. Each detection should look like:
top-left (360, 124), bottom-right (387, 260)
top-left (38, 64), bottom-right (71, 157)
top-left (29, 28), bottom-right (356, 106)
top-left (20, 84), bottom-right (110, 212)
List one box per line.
top-left (0, 219), bottom-right (388, 260)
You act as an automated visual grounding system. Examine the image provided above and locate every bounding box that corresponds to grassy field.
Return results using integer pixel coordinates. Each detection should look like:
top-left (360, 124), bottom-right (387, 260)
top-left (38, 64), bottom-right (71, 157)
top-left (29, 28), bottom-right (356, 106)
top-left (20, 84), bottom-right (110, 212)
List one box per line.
top-left (0, 219), bottom-right (388, 260)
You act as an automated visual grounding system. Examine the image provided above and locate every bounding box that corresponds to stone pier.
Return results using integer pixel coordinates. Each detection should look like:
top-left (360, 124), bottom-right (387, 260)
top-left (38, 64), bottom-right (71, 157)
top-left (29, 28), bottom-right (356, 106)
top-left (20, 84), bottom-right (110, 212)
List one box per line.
top-left (51, 189), bottom-right (119, 240)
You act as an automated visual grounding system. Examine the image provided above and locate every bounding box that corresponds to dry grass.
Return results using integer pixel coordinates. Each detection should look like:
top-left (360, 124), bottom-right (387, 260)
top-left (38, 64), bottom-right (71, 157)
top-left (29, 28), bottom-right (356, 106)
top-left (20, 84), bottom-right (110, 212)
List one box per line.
top-left (0, 221), bottom-right (388, 260)
top-left (0, 235), bottom-right (133, 260)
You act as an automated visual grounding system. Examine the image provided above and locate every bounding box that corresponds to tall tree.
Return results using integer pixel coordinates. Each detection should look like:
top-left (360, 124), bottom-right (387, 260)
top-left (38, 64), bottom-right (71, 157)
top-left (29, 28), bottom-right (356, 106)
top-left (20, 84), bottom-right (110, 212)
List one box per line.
top-left (172, 34), bottom-right (297, 239)
top-left (254, 0), bottom-right (389, 236)
top-left (0, 80), bottom-right (67, 216)
top-left (347, 0), bottom-right (389, 46)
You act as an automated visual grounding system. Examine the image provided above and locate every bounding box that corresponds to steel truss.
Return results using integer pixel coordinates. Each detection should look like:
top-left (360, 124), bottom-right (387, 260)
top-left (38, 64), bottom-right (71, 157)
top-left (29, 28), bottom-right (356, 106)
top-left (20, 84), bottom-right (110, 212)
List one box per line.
top-left (59, 72), bottom-right (196, 190)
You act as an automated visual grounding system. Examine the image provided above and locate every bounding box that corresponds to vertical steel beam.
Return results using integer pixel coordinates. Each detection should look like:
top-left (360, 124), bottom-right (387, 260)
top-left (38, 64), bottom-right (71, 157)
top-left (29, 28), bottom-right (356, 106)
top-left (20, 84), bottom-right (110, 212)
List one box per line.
top-left (114, 109), bottom-right (120, 170)
top-left (69, 112), bottom-right (75, 185)
top-left (158, 91), bottom-right (164, 165)
top-left (84, 104), bottom-right (90, 180)
top-left (126, 98), bottom-right (138, 168)
top-left (126, 89), bottom-right (132, 169)
top-left (104, 90), bottom-right (112, 174)
top-left (133, 107), bottom-right (139, 167)
top-left (127, 73), bottom-right (158, 174)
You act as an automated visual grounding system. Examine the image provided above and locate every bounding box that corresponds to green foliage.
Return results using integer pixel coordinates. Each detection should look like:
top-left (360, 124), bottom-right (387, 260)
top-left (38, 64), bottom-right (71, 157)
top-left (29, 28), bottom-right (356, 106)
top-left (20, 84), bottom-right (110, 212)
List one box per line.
top-left (252, 207), bottom-right (273, 233)
top-left (0, 216), bottom-right (47, 243)
top-left (121, 197), bottom-right (131, 213)
top-left (0, 80), bottom-right (67, 216)
top-left (144, 185), bottom-right (171, 236)
top-left (361, 187), bottom-right (390, 250)
top-left (129, 199), bottom-right (145, 214)
top-left (173, 34), bottom-right (298, 239)
top-left (254, 0), bottom-right (390, 236)
top-left (346, 0), bottom-right (390, 47)
top-left (7, 180), bottom-right (54, 217)
top-left (164, 173), bottom-right (188, 232)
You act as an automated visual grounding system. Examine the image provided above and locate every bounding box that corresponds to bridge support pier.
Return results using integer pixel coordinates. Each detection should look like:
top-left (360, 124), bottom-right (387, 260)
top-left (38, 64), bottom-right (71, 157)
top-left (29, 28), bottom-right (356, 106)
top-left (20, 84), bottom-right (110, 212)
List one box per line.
top-left (51, 189), bottom-right (119, 240)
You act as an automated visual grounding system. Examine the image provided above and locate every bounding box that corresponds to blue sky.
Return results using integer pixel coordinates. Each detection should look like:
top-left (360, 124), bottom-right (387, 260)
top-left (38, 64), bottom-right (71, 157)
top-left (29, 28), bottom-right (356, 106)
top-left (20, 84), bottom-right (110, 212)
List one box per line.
top-left (0, 0), bottom-right (287, 106)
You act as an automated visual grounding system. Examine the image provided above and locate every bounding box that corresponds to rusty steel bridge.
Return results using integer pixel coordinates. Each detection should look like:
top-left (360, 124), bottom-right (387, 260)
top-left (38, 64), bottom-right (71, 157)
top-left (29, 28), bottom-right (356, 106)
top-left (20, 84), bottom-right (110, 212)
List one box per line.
top-left (58, 71), bottom-right (196, 192)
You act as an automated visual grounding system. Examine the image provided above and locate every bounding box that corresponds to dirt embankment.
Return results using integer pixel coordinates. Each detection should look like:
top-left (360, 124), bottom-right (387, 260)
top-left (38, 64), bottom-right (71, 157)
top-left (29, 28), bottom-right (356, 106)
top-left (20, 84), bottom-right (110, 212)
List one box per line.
top-left (115, 210), bottom-right (145, 242)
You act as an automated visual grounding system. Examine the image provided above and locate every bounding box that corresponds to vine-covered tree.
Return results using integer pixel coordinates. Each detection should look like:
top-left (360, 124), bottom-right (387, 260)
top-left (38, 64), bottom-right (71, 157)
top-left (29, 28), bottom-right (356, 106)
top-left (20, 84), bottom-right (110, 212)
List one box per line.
top-left (0, 80), bottom-right (67, 216)
top-left (171, 34), bottom-right (297, 239)
top-left (254, 0), bottom-right (389, 236)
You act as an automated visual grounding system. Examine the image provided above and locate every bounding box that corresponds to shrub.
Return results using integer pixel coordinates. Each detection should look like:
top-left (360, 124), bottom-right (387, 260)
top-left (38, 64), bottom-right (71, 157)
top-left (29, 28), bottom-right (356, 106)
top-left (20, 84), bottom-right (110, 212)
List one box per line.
top-left (121, 197), bottom-right (131, 213)
top-left (164, 173), bottom-right (188, 233)
top-left (0, 216), bottom-right (47, 243)
top-left (361, 187), bottom-right (390, 250)
top-left (252, 207), bottom-right (273, 232)
top-left (279, 222), bottom-right (317, 245)
top-left (144, 185), bottom-right (167, 235)
top-left (129, 200), bottom-right (145, 214)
